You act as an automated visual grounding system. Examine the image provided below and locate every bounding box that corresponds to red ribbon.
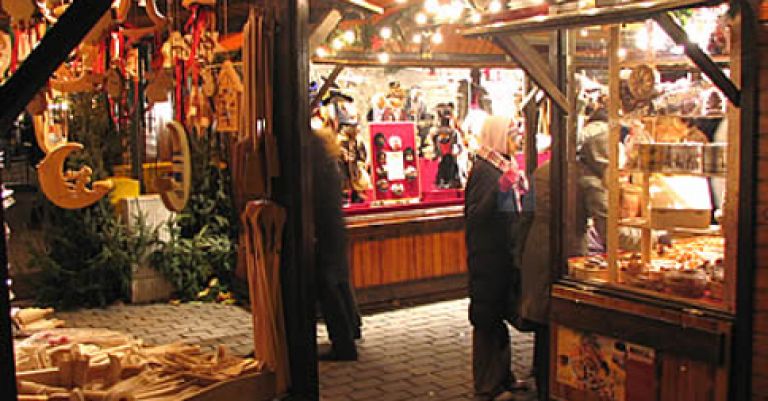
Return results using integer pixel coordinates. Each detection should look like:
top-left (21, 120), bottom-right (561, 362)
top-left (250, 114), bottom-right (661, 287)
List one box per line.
top-left (10, 28), bottom-right (19, 73)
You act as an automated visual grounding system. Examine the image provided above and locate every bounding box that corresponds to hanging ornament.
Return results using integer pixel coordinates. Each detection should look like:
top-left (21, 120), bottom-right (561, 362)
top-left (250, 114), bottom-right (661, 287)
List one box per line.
top-left (162, 32), bottom-right (191, 68)
top-left (36, 143), bottom-right (113, 209)
top-left (186, 87), bottom-right (212, 134)
top-left (115, 0), bottom-right (168, 39)
top-left (214, 60), bottom-right (242, 133)
top-left (146, 68), bottom-right (174, 105)
top-left (50, 45), bottom-right (103, 93)
top-left (2, 0), bottom-right (36, 29)
top-left (200, 67), bottom-right (216, 98)
top-left (156, 121), bottom-right (191, 212)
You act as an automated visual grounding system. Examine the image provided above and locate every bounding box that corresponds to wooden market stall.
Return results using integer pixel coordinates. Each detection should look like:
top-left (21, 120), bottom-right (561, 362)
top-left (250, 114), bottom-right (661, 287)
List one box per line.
top-left (462, 0), bottom-right (757, 399)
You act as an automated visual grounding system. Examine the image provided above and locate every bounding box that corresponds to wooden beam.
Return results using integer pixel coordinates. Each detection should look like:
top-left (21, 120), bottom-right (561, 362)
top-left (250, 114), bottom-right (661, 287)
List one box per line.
top-left (0, 0), bottom-right (112, 134)
top-left (309, 9), bottom-right (342, 54)
top-left (492, 34), bottom-right (570, 113)
top-left (654, 12), bottom-right (741, 107)
top-left (338, 0), bottom-right (384, 14)
top-left (461, 0), bottom-right (724, 37)
top-left (310, 64), bottom-right (344, 110)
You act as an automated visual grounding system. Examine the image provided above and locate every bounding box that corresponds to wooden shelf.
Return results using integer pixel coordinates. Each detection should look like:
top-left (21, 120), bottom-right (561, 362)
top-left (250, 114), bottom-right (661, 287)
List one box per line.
top-left (619, 54), bottom-right (730, 69)
top-left (619, 217), bottom-right (651, 228)
top-left (461, 0), bottom-right (725, 37)
top-left (619, 168), bottom-right (726, 177)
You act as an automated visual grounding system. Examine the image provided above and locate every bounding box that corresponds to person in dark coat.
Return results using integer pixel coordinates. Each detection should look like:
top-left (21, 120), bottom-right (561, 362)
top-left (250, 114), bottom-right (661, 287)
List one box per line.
top-left (465, 116), bottom-right (529, 401)
top-left (519, 160), bottom-right (553, 400)
top-left (310, 127), bottom-right (362, 361)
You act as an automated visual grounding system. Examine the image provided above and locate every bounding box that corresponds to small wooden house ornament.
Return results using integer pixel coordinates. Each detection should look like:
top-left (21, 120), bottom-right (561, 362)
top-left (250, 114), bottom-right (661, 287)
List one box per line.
top-left (214, 60), bottom-right (243, 133)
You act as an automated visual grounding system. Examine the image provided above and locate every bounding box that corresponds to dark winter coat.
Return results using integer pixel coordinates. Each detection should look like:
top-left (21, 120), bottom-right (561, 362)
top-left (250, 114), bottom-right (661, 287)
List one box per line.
top-left (519, 162), bottom-right (554, 324)
top-left (465, 158), bottom-right (521, 329)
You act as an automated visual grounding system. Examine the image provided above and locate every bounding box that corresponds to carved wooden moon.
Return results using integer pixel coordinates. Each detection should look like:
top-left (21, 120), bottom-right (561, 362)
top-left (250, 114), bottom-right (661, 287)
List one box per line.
top-left (157, 121), bottom-right (191, 212)
top-left (37, 143), bottom-right (113, 209)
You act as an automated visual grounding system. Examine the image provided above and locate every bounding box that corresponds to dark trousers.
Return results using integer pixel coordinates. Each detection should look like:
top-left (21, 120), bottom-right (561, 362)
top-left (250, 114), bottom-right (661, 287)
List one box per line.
top-left (533, 324), bottom-right (550, 401)
top-left (317, 270), bottom-right (361, 354)
top-left (472, 322), bottom-right (515, 400)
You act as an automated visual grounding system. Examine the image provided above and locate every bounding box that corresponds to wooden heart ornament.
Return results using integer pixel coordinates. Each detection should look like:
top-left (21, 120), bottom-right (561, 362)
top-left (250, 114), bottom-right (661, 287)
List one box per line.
top-left (2, 0), bottom-right (36, 28)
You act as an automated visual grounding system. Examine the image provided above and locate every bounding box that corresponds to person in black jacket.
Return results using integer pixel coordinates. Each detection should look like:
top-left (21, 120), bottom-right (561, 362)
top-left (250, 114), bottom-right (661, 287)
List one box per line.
top-left (465, 116), bottom-right (529, 401)
top-left (310, 127), bottom-right (362, 361)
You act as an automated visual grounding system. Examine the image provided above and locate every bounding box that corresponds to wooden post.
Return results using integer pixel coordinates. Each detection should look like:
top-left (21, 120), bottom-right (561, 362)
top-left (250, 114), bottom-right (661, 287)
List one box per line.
top-left (607, 25), bottom-right (620, 284)
top-left (267, 0), bottom-right (319, 398)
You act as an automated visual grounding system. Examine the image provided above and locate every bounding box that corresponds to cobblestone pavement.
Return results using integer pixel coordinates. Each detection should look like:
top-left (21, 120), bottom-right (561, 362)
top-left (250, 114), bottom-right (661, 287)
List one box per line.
top-left (55, 298), bottom-right (535, 401)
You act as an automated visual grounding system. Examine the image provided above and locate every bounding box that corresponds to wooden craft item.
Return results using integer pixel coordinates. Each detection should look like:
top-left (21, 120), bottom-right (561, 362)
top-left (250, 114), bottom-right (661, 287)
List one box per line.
top-left (145, 68), bottom-right (173, 104)
top-left (629, 64), bottom-right (656, 101)
top-left (0, 31), bottom-right (11, 76)
top-left (115, 0), bottom-right (168, 38)
top-left (214, 60), bottom-right (242, 133)
top-left (242, 201), bottom-right (289, 394)
top-left (162, 32), bottom-right (191, 68)
top-left (186, 88), bottom-right (212, 134)
top-left (2, 0), bottom-right (36, 27)
top-left (33, 112), bottom-right (68, 154)
top-left (200, 67), bottom-right (216, 98)
top-left (157, 121), bottom-right (191, 212)
top-left (37, 143), bottom-right (114, 209)
top-left (15, 308), bottom-right (55, 325)
top-left (50, 45), bottom-right (102, 93)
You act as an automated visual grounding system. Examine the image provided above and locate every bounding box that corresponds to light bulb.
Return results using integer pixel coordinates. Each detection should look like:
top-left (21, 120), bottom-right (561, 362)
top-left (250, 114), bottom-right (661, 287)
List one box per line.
top-left (425, 0), bottom-right (439, 13)
top-left (412, 33), bottom-right (422, 44)
top-left (380, 26), bottom-right (392, 39)
top-left (377, 52), bottom-right (390, 63)
top-left (332, 38), bottom-right (344, 50)
top-left (580, 29), bottom-right (589, 37)
top-left (470, 13), bottom-right (482, 24)
top-left (488, 0), bottom-right (502, 13)
top-left (617, 48), bottom-right (627, 59)
top-left (432, 31), bottom-right (444, 44)
top-left (415, 12), bottom-right (428, 24)
top-left (343, 30), bottom-right (356, 43)
top-left (315, 47), bottom-right (329, 57)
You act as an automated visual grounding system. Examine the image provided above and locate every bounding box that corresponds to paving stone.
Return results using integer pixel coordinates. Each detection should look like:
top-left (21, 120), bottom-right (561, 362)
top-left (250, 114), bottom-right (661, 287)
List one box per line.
top-left (54, 298), bottom-right (534, 401)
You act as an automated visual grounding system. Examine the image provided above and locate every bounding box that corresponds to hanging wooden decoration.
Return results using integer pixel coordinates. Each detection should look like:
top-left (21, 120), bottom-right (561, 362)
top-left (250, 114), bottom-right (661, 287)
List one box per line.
top-left (2, 0), bottom-right (36, 28)
top-left (186, 87), bottom-right (212, 134)
top-left (0, 32), bottom-right (11, 77)
top-left (214, 60), bottom-right (243, 133)
top-left (37, 143), bottom-right (113, 209)
top-left (200, 67), bottom-right (216, 98)
top-left (161, 32), bottom-right (191, 68)
top-left (115, 0), bottom-right (168, 39)
top-left (156, 121), bottom-right (192, 212)
top-left (50, 45), bottom-right (102, 93)
top-left (146, 68), bottom-right (174, 105)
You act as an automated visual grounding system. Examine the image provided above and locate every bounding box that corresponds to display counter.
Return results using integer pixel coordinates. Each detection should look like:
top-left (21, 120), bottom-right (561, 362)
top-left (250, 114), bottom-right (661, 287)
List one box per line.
top-left (344, 201), bottom-right (467, 309)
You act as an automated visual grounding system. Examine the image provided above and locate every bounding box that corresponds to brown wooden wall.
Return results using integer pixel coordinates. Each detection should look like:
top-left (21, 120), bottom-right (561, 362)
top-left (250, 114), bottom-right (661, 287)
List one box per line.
top-left (346, 218), bottom-right (467, 289)
top-left (754, 21), bottom-right (768, 401)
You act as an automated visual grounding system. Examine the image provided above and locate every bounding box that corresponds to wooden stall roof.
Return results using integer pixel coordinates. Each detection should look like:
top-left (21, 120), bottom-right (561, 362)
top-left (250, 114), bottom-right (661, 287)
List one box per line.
top-left (461, 0), bottom-right (725, 37)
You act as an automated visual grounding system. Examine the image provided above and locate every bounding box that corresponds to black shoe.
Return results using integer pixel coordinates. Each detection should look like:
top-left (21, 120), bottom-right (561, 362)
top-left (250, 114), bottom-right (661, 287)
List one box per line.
top-left (318, 348), bottom-right (358, 361)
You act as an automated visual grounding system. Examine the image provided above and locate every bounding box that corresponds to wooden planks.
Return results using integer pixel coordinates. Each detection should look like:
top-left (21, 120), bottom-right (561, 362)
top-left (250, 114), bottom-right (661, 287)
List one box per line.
top-left (346, 215), bottom-right (466, 290)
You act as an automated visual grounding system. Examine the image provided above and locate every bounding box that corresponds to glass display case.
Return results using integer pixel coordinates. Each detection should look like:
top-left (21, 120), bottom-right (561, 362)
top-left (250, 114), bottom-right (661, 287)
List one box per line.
top-left (562, 4), bottom-right (736, 312)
